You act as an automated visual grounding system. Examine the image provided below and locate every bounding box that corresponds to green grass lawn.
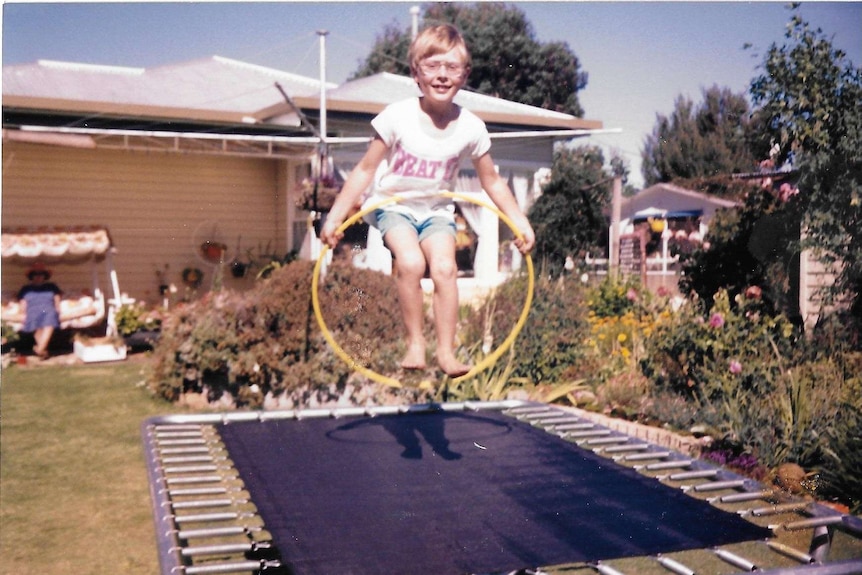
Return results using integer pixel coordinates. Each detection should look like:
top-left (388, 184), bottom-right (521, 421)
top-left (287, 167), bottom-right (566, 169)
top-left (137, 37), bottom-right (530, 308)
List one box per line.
top-left (0, 357), bottom-right (184, 575)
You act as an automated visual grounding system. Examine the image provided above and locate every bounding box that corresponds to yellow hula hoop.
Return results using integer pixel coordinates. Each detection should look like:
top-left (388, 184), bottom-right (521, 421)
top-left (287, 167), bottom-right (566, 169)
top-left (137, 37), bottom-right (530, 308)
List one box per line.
top-left (311, 191), bottom-right (534, 388)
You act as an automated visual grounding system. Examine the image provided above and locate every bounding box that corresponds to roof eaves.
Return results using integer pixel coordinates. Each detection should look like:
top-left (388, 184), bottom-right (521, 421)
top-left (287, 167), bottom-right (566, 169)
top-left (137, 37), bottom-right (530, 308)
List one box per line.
top-left (3, 95), bottom-right (255, 126)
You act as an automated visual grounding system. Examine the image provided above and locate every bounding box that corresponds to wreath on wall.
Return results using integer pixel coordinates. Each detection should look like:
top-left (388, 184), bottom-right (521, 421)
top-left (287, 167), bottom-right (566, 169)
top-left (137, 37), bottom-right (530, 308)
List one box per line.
top-left (181, 267), bottom-right (203, 289)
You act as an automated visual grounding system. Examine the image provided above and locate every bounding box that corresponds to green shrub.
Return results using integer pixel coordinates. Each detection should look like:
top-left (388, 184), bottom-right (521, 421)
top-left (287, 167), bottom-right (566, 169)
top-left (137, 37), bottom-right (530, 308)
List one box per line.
top-left (588, 274), bottom-right (644, 318)
top-left (818, 352), bottom-right (862, 512)
top-left (461, 272), bottom-right (595, 386)
top-left (148, 259), bottom-right (408, 406)
top-left (641, 288), bottom-right (796, 400)
top-left (2, 320), bottom-right (20, 346)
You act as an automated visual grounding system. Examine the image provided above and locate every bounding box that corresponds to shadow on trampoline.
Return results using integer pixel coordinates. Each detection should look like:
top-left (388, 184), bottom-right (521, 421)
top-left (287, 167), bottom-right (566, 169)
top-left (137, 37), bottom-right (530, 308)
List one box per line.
top-left (325, 409), bottom-right (513, 460)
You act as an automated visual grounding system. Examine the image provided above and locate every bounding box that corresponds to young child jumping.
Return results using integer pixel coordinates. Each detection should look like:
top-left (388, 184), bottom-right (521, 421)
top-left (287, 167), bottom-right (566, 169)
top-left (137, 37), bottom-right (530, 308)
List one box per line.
top-left (321, 24), bottom-right (535, 377)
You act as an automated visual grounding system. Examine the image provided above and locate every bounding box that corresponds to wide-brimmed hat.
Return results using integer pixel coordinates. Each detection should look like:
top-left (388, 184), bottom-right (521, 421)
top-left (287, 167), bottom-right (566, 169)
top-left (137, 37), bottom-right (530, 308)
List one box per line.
top-left (26, 262), bottom-right (52, 280)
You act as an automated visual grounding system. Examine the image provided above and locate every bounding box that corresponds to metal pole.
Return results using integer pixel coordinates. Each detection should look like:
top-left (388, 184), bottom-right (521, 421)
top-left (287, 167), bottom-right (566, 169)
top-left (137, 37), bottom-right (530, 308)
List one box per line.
top-left (410, 6), bottom-right (420, 39)
top-left (609, 176), bottom-right (622, 278)
top-left (317, 30), bottom-right (329, 144)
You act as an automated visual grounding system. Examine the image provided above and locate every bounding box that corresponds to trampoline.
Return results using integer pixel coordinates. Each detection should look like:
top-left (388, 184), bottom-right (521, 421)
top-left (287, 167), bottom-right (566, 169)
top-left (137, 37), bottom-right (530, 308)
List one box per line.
top-left (143, 401), bottom-right (862, 575)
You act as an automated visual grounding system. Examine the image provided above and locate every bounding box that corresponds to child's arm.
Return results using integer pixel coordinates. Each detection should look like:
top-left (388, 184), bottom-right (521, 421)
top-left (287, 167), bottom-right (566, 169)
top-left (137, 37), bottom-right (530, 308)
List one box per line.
top-left (320, 137), bottom-right (389, 248)
top-left (473, 153), bottom-right (536, 254)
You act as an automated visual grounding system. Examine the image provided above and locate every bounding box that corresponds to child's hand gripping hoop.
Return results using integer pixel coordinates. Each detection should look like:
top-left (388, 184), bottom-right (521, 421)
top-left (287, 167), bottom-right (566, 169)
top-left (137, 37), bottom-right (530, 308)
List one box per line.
top-left (311, 191), bottom-right (534, 388)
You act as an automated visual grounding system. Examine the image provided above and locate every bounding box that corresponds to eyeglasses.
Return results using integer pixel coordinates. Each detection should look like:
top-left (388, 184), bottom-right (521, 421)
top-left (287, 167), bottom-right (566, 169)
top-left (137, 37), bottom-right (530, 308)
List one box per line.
top-left (418, 61), bottom-right (466, 76)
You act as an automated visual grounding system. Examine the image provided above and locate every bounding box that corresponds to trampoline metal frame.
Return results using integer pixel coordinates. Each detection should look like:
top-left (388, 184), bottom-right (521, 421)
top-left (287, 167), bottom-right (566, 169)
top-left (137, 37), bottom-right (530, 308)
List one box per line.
top-left (142, 400), bottom-right (862, 575)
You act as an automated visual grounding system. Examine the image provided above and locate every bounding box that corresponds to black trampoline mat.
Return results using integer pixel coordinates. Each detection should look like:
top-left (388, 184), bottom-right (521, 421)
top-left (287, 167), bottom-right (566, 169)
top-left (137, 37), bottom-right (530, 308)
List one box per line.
top-left (218, 409), bottom-right (771, 575)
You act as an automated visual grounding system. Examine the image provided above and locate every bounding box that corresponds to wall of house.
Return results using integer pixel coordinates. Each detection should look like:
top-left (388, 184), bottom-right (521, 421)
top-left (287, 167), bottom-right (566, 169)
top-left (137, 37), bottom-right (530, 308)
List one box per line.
top-left (799, 247), bottom-right (845, 332)
top-left (2, 142), bottom-right (297, 305)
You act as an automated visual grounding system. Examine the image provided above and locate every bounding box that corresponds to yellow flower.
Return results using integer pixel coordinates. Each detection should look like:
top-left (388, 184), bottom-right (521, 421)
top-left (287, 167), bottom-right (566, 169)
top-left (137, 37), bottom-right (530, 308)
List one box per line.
top-left (617, 333), bottom-right (628, 343)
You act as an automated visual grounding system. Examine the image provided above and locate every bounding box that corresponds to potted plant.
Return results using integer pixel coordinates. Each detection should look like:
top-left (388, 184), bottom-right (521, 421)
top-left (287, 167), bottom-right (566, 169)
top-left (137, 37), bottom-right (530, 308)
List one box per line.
top-left (115, 302), bottom-right (163, 350)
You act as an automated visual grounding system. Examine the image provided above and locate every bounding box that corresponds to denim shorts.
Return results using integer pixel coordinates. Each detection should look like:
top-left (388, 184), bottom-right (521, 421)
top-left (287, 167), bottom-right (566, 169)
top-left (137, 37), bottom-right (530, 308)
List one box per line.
top-left (375, 210), bottom-right (456, 243)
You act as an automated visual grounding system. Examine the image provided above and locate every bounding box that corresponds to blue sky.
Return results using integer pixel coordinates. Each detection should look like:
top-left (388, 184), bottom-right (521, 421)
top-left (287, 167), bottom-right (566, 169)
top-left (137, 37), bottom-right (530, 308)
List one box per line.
top-left (3, 1), bottom-right (861, 187)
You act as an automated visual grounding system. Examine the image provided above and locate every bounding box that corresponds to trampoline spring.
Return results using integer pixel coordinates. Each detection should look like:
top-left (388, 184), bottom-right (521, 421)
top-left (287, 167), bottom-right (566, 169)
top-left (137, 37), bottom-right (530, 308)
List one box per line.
top-left (775, 515), bottom-right (845, 531)
top-left (748, 501), bottom-right (812, 517)
top-left (691, 479), bottom-right (747, 492)
top-left (176, 526), bottom-right (252, 539)
top-left (552, 422), bottom-right (596, 431)
top-left (154, 424), bottom-right (207, 432)
top-left (156, 431), bottom-right (206, 439)
top-left (656, 555), bottom-right (695, 575)
top-left (584, 436), bottom-right (631, 446)
top-left (623, 450), bottom-right (672, 462)
top-left (605, 444), bottom-right (650, 456)
top-left (166, 475), bottom-right (231, 485)
top-left (643, 459), bottom-right (693, 471)
top-left (507, 405), bottom-right (552, 415)
top-left (157, 438), bottom-right (209, 446)
top-left (593, 562), bottom-right (628, 575)
top-left (565, 429), bottom-right (613, 439)
top-left (666, 469), bottom-right (719, 482)
top-left (161, 455), bottom-right (226, 464)
top-left (166, 487), bottom-right (232, 497)
top-left (184, 559), bottom-right (280, 574)
top-left (159, 447), bottom-right (217, 455)
top-left (714, 490), bottom-right (774, 504)
top-left (164, 464), bottom-right (231, 474)
top-left (537, 416), bottom-right (583, 425)
top-left (713, 548), bottom-right (757, 571)
top-left (181, 542), bottom-right (261, 556)
top-left (765, 540), bottom-right (815, 564)
top-left (519, 410), bottom-right (557, 420)
top-left (173, 511), bottom-right (246, 523)
top-left (170, 498), bottom-right (243, 510)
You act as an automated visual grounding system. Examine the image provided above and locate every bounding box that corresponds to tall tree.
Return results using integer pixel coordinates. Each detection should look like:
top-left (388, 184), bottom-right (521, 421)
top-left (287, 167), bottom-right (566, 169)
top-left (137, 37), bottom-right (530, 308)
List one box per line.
top-left (351, 2), bottom-right (587, 117)
top-left (528, 145), bottom-right (612, 277)
top-left (642, 85), bottom-right (757, 186)
top-left (749, 7), bottom-right (862, 317)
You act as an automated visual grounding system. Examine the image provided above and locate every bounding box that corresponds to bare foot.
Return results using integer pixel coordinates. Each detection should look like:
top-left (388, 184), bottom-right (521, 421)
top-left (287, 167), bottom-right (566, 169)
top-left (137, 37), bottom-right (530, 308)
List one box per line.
top-left (400, 341), bottom-right (427, 371)
top-left (436, 354), bottom-right (471, 378)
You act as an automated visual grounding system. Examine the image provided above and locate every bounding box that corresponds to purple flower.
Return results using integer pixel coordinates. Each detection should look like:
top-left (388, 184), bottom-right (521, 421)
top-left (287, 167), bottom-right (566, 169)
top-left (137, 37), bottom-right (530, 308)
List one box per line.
top-left (709, 313), bottom-right (725, 328)
top-left (729, 360), bottom-right (742, 374)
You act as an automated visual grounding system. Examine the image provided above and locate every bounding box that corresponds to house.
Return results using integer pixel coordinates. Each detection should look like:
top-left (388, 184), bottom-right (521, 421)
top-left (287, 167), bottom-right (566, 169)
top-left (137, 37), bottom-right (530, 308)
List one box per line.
top-left (591, 182), bottom-right (738, 293)
top-left (2, 56), bottom-right (603, 311)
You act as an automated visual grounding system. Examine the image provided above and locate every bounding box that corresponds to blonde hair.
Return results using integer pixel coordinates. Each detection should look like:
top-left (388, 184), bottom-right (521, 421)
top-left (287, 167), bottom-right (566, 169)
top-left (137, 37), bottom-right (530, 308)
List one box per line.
top-left (409, 24), bottom-right (471, 75)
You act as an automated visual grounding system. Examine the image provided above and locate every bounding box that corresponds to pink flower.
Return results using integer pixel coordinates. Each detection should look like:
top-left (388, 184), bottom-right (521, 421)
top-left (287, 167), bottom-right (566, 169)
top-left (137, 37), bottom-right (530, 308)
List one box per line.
top-left (626, 288), bottom-right (638, 302)
top-left (729, 360), bottom-right (743, 374)
top-left (745, 285), bottom-right (762, 300)
top-left (709, 313), bottom-right (725, 328)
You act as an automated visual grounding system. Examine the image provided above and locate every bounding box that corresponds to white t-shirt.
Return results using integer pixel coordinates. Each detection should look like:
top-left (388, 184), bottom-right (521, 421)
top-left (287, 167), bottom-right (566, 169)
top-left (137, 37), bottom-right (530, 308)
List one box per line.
top-left (363, 97), bottom-right (491, 223)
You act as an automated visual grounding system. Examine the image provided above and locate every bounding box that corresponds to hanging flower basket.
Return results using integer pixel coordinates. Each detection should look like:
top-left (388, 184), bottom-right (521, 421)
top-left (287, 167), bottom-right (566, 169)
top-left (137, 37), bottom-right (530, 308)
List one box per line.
top-left (296, 176), bottom-right (342, 212)
top-left (648, 217), bottom-right (666, 233)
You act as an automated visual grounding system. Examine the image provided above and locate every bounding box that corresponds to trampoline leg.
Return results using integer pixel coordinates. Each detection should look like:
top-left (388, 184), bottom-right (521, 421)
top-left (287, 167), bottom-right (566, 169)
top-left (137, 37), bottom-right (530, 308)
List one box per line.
top-left (809, 524), bottom-right (833, 563)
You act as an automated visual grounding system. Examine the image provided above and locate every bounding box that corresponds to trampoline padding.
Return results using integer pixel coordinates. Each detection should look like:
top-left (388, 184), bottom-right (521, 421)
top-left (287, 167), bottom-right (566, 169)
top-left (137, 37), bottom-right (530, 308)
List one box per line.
top-left (218, 410), bottom-right (771, 575)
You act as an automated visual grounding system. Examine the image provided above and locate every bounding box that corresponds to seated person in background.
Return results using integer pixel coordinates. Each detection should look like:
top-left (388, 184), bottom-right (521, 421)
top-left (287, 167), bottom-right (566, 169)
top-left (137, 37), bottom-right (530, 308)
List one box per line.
top-left (18, 262), bottom-right (62, 358)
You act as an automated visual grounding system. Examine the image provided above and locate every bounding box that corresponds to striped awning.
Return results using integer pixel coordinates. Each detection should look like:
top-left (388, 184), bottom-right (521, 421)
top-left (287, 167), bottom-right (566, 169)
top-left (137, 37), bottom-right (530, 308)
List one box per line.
top-left (1, 226), bottom-right (114, 263)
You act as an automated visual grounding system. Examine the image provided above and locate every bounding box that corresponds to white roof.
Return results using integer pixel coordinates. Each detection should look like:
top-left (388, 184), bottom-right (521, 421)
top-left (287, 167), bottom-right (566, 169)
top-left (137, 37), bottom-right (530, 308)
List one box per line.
top-left (3, 57), bottom-right (601, 131)
top-left (621, 183), bottom-right (738, 221)
top-left (3, 56), bottom-right (330, 125)
top-left (327, 72), bottom-right (599, 130)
